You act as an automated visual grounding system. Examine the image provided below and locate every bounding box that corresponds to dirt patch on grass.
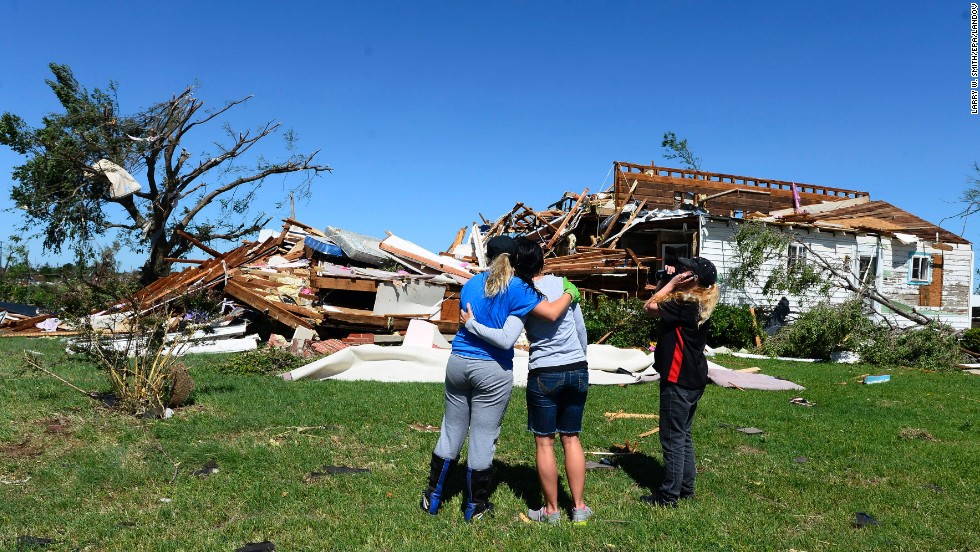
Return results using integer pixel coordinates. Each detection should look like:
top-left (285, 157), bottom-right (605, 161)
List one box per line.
top-left (898, 427), bottom-right (935, 441)
top-left (39, 416), bottom-right (73, 435)
top-left (738, 444), bottom-right (763, 455)
top-left (0, 439), bottom-right (44, 458)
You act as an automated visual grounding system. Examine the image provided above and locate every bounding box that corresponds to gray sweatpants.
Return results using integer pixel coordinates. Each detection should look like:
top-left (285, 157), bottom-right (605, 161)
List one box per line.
top-left (433, 354), bottom-right (514, 470)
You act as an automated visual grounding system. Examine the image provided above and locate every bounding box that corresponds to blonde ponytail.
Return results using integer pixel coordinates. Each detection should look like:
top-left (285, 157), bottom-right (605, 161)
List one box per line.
top-left (665, 285), bottom-right (721, 327)
top-left (484, 253), bottom-right (514, 297)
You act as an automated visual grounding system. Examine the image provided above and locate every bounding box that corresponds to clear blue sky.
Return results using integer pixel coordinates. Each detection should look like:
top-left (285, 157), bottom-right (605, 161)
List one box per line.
top-left (1, 0), bottom-right (977, 270)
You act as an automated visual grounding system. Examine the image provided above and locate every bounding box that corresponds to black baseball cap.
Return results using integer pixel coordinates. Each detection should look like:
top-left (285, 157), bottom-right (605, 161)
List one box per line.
top-left (486, 235), bottom-right (516, 260)
top-left (676, 257), bottom-right (717, 287)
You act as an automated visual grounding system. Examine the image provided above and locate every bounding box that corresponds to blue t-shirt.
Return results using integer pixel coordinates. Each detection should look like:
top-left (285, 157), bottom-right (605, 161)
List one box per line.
top-left (452, 272), bottom-right (542, 368)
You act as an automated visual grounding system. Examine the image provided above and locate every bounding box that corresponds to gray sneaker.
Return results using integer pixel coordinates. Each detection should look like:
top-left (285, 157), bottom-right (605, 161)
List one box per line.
top-left (571, 505), bottom-right (593, 525)
top-left (527, 507), bottom-right (561, 524)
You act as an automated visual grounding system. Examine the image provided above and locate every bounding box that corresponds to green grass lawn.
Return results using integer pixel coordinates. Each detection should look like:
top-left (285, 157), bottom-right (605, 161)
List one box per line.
top-left (1, 336), bottom-right (978, 551)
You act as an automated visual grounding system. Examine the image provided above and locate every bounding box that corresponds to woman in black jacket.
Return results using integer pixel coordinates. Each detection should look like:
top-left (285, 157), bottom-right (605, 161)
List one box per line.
top-left (642, 256), bottom-right (719, 508)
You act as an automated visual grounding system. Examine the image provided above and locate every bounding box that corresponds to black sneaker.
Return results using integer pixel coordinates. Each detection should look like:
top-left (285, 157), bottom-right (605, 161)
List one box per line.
top-left (640, 494), bottom-right (678, 508)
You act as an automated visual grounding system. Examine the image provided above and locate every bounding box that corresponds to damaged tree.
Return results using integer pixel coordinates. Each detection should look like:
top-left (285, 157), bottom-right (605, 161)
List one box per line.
top-left (0, 63), bottom-right (332, 284)
top-left (728, 221), bottom-right (934, 326)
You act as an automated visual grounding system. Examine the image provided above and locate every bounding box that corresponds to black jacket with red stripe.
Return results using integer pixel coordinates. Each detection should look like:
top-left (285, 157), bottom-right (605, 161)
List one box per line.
top-left (653, 300), bottom-right (710, 389)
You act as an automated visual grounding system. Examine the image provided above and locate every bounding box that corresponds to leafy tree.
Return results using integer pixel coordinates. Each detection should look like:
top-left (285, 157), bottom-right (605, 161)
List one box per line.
top-left (727, 221), bottom-right (833, 300)
top-left (0, 63), bottom-right (331, 284)
top-left (661, 131), bottom-right (701, 171)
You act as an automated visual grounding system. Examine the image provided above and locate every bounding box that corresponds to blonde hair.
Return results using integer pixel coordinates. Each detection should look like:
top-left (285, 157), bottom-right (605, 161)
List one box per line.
top-left (664, 284), bottom-right (721, 327)
top-left (484, 253), bottom-right (514, 297)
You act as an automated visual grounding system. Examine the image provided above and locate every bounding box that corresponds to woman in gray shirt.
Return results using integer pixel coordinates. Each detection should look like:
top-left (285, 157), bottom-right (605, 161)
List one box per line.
top-left (463, 238), bottom-right (592, 525)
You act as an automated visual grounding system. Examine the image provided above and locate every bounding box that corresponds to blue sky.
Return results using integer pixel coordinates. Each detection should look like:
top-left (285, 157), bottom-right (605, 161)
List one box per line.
top-left (0, 0), bottom-right (977, 270)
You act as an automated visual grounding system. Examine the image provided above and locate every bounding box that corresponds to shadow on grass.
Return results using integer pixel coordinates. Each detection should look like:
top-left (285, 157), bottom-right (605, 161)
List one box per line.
top-left (426, 459), bottom-right (545, 512)
top-left (616, 451), bottom-right (664, 495)
top-left (493, 460), bottom-right (552, 508)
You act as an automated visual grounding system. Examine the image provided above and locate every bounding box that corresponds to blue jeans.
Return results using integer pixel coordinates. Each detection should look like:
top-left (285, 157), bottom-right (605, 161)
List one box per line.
top-left (658, 383), bottom-right (704, 501)
top-left (526, 367), bottom-right (589, 435)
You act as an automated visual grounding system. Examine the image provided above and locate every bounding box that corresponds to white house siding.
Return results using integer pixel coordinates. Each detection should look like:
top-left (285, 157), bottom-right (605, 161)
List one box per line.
top-left (875, 240), bottom-right (973, 330)
top-left (698, 219), bottom-right (973, 330)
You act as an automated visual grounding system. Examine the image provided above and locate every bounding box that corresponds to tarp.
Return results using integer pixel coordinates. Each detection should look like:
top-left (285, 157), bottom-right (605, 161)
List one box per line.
top-left (282, 335), bottom-right (802, 390)
top-left (303, 235), bottom-right (346, 258)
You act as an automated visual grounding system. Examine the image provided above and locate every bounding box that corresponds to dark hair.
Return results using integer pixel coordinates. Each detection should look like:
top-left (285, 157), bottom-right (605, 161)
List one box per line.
top-left (512, 238), bottom-right (544, 298)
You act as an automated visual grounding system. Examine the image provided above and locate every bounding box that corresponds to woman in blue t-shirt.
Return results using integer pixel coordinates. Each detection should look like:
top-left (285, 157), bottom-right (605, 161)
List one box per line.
top-left (462, 238), bottom-right (592, 525)
top-left (420, 235), bottom-right (578, 522)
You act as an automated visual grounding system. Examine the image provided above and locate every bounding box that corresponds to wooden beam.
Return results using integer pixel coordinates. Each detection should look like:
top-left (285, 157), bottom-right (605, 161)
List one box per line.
top-left (176, 229), bottom-right (222, 258)
top-left (310, 276), bottom-right (380, 293)
top-left (624, 248), bottom-right (643, 268)
top-left (601, 181), bottom-right (636, 242)
top-left (546, 188), bottom-right (589, 251)
top-left (282, 217), bottom-right (326, 237)
top-left (608, 199), bottom-right (647, 249)
top-left (224, 281), bottom-right (313, 330)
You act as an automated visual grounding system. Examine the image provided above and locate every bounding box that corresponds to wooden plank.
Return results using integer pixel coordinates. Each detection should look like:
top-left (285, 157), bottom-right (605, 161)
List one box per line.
top-left (919, 254), bottom-right (944, 307)
top-left (310, 276), bottom-right (380, 293)
top-left (615, 161), bottom-right (869, 198)
top-left (321, 309), bottom-right (458, 333)
top-left (176, 229), bottom-right (222, 258)
top-left (273, 302), bottom-right (325, 320)
top-left (282, 217), bottom-right (325, 237)
top-left (609, 199), bottom-right (647, 249)
top-left (5, 313), bottom-right (53, 332)
top-left (546, 188), bottom-right (589, 251)
top-left (379, 237), bottom-right (473, 279)
top-left (624, 248), bottom-right (643, 268)
top-left (605, 180), bottom-right (636, 227)
top-left (441, 298), bottom-right (460, 323)
top-left (224, 281), bottom-right (313, 330)
top-left (446, 226), bottom-right (467, 254)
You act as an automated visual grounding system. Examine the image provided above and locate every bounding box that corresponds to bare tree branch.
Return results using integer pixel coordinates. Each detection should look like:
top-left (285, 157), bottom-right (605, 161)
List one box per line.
top-left (178, 151), bottom-right (331, 228)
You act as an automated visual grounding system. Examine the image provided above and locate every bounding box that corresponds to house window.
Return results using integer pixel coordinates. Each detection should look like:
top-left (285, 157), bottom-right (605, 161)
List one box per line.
top-left (909, 254), bottom-right (931, 284)
top-left (662, 244), bottom-right (690, 268)
top-left (858, 255), bottom-right (878, 285)
top-left (787, 244), bottom-right (805, 270)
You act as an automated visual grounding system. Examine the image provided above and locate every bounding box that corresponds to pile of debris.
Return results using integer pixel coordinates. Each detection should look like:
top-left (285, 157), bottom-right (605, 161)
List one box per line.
top-left (0, 181), bottom-right (667, 343)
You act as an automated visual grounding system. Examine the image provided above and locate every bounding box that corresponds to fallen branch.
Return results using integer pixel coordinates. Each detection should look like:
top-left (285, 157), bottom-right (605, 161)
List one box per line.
top-left (157, 443), bottom-right (181, 484)
top-left (23, 352), bottom-right (97, 399)
top-left (604, 411), bottom-right (659, 421)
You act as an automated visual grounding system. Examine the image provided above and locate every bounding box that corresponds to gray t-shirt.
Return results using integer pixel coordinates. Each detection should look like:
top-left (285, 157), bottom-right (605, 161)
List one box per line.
top-left (464, 275), bottom-right (588, 370)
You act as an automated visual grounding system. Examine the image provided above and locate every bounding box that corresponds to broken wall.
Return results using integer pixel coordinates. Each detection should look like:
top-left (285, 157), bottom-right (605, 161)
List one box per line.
top-left (699, 219), bottom-right (973, 330)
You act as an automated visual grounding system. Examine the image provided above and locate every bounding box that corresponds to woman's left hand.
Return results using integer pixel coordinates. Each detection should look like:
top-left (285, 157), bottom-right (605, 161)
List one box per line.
top-left (671, 270), bottom-right (697, 288)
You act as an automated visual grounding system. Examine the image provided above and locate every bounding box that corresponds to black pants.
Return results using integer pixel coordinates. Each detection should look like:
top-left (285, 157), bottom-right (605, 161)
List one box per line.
top-left (658, 383), bottom-right (704, 500)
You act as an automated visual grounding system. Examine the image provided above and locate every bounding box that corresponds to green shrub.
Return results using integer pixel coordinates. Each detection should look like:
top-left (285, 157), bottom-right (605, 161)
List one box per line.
top-left (859, 323), bottom-right (965, 372)
top-left (215, 346), bottom-right (312, 376)
top-left (762, 299), bottom-right (870, 359)
top-left (960, 328), bottom-right (980, 354)
top-left (580, 296), bottom-right (659, 349)
top-left (707, 304), bottom-right (758, 349)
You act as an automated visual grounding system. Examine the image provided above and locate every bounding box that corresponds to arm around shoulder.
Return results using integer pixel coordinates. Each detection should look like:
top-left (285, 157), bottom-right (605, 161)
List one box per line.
top-left (530, 292), bottom-right (572, 323)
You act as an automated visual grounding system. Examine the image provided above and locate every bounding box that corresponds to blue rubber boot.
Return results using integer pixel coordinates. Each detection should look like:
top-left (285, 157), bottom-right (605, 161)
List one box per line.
top-left (420, 453), bottom-right (456, 515)
top-left (463, 467), bottom-right (494, 522)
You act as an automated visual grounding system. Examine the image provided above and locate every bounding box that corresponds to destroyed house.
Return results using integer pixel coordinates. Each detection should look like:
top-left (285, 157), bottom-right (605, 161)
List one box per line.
top-left (603, 162), bottom-right (973, 329)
